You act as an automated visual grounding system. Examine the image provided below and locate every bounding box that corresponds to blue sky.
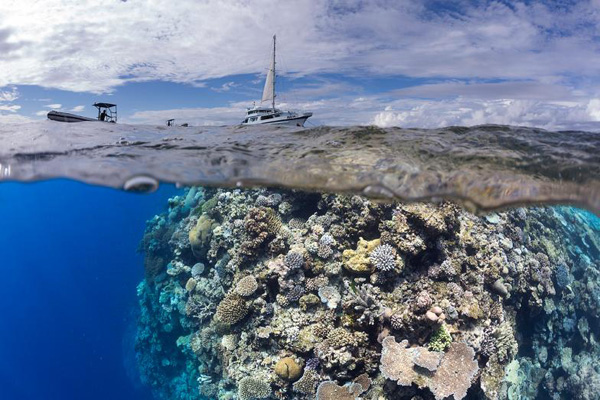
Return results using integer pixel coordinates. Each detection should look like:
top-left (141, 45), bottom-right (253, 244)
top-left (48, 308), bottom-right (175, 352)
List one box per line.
top-left (1, 0), bottom-right (600, 129)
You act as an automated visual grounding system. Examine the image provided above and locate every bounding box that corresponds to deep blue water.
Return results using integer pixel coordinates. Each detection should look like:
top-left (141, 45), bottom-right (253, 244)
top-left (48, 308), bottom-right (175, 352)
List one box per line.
top-left (0, 180), bottom-right (180, 400)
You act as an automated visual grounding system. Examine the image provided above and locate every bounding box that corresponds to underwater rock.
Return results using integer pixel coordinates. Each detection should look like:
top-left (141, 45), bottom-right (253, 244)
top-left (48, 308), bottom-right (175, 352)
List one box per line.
top-left (492, 278), bottom-right (509, 297)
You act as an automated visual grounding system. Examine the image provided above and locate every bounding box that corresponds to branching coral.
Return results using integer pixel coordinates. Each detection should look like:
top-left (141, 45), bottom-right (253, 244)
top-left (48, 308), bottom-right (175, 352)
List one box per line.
top-left (370, 243), bottom-right (398, 272)
top-left (428, 324), bottom-right (452, 352)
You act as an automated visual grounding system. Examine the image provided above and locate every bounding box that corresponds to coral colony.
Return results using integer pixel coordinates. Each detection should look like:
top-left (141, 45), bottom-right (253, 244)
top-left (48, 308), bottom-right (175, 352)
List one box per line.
top-left (135, 187), bottom-right (600, 400)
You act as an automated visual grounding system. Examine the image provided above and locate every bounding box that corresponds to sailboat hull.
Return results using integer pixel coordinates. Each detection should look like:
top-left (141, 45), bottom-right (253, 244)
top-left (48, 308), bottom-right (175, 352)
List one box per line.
top-left (241, 113), bottom-right (312, 127)
top-left (259, 115), bottom-right (311, 127)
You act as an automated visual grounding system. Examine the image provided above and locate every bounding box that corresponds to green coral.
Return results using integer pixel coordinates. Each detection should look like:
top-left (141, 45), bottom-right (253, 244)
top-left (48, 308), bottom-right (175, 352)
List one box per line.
top-left (428, 324), bottom-right (452, 352)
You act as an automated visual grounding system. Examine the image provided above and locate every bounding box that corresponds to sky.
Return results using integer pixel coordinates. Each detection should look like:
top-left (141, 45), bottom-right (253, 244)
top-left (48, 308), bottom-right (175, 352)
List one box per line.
top-left (1, 0), bottom-right (600, 130)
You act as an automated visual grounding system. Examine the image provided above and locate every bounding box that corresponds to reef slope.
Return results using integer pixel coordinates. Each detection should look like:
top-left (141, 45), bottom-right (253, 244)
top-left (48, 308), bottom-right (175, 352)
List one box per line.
top-left (136, 187), bottom-right (600, 400)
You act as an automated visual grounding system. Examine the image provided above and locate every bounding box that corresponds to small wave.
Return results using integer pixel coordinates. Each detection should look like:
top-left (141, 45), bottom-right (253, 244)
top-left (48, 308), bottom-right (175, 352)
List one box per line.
top-left (0, 122), bottom-right (598, 214)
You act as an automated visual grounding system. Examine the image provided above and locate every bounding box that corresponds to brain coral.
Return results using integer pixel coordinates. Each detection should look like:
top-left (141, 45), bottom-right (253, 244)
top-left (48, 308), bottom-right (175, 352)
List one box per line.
top-left (274, 357), bottom-right (303, 381)
top-left (237, 376), bottom-right (272, 400)
top-left (215, 294), bottom-right (248, 325)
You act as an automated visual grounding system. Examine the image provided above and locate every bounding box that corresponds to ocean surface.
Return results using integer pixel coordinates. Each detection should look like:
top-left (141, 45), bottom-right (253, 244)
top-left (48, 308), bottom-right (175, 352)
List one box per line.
top-left (0, 122), bottom-right (598, 400)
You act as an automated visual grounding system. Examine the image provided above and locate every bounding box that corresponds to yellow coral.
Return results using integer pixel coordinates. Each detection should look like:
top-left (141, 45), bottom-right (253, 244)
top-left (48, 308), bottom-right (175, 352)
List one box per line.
top-left (189, 214), bottom-right (217, 257)
top-left (342, 237), bottom-right (380, 273)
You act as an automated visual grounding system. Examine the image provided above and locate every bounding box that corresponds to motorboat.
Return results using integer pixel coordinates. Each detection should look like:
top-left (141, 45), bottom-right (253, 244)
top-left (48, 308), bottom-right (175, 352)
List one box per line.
top-left (47, 103), bottom-right (118, 123)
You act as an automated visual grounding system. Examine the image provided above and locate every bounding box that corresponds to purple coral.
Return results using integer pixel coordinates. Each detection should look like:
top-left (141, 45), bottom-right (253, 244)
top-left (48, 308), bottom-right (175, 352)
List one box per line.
top-left (305, 357), bottom-right (320, 370)
top-left (285, 251), bottom-right (305, 269)
top-left (286, 285), bottom-right (305, 303)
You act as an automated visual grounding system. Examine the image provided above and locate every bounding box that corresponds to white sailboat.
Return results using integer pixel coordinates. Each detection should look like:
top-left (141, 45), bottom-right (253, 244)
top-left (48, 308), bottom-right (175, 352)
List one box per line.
top-left (242, 35), bottom-right (313, 126)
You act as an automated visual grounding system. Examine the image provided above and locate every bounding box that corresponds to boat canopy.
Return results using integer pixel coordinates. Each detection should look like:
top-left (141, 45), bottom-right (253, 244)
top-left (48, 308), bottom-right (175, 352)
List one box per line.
top-left (93, 102), bottom-right (116, 108)
top-left (93, 102), bottom-right (117, 123)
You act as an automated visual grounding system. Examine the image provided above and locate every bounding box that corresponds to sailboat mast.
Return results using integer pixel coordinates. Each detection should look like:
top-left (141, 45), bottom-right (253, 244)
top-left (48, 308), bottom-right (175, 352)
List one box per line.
top-left (272, 34), bottom-right (276, 111)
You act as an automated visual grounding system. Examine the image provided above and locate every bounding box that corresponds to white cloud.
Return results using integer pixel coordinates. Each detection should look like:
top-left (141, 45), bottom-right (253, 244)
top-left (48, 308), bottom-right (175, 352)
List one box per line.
top-left (0, 87), bottom-right (19, 102)
top-left (1, 0), bottom-right (600, 93)
top-left (35, 110), bottom-right (48, 116)
top-left (0, 104), bottom-right (20, 112)
top-left (44, 104), bottom-right (62, 109)
top-left (69, 105), bottom-right (85, 112)
top-left (0, 113), bottom-right (31, 123)
top-left (371, 98), bottom-right (600, 131)
top-left (211, 82), bottom-right (238, 92)
top-left (587, 99), bottom-right (600, 121)
top-left (126, 94), bottom-right (600, 132)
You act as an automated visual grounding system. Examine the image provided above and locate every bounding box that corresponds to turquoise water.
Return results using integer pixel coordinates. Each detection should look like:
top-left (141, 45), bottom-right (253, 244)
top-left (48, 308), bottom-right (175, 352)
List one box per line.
top-left (0, 123), bottom-right (598, 400)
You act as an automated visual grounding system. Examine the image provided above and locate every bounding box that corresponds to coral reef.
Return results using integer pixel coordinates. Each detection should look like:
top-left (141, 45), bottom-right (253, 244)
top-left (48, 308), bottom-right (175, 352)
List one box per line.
top-left (136, 188), bottom-right (600, 400)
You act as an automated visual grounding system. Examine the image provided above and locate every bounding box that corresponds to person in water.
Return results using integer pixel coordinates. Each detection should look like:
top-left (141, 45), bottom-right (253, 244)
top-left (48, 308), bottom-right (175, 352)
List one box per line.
top-left (99, 110), bottom-right (107, 121)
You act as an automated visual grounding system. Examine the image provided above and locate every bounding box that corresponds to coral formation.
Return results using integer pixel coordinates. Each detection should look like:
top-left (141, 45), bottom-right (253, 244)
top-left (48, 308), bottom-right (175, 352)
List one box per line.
top-left (135, 188), bottom-right (600, 400)
top-left (215, 293), bottom-right (248, 325)
top-left (237, 377), bottom-right (271, 400)
top-left (274, 357), bottom-right (303, 381)
top-left (369, 243), bottom-right (398, 272)
top-left (235, 275), bottom-right (259, 297)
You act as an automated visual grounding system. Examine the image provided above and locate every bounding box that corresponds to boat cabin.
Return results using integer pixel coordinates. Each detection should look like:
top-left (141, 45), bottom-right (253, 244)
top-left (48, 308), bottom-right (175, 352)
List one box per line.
top-left (242, 106), bottom-right (284, 124)
top-left (94, 102), bottom-right (117, 123)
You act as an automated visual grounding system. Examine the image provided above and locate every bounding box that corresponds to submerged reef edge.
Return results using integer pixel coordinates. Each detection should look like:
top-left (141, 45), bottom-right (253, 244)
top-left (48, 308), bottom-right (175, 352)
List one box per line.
top-left (135, 186), bottom-right (600, 400)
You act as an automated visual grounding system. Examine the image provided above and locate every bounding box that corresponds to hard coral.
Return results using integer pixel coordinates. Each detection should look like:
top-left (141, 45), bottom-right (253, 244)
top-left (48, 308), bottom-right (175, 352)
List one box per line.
top-left (189, 214), bottom-right (216, 257)
top-left (342, 237), bottom-right (381, 273)
top-left (316, 381), bottom-right (360, 400)
top-left (274, 357), bottom-right (303, 381)
top-left (318, 286), bottom-right (341, 309)
top-left (380, 337), bottom-right (479, 400)
top-left (241, 207), bottom-right (282, 255)
top-left (369, 243), bottom-right (399, 272)
top-left (293, 369), bottom-right (320, 395)
top-left (237, 376), bottom-right (272, 400)
top-left (215, 293), bottom-right (248, 325)
top-left (285, 251), bottom-right (305, 269)
top-left (428, 324), bottom-right (452, 352)
top-left (235, 275), bottom-right (259, 297)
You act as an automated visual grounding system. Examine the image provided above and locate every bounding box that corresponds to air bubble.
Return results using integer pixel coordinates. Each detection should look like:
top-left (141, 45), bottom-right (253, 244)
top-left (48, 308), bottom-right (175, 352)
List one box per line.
top-left (362, 184), bottom-right (395, 199)
top-left (123, 176), bottom-right (159, 193)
